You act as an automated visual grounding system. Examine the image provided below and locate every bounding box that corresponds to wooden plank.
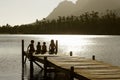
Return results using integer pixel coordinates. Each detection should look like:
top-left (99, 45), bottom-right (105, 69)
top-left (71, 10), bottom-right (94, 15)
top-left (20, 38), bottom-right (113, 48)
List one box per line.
top-left (76, 69), bottom-right (120, 75)
top-left (74, 65), bottom-right (110, 68)
top-left (90, 74), bottom-right (120, 79)
top-left (75, 67), bottom-right (120, 74)
top-left (48, 57), bottom-right (97, 64)
top-left (34, 54), bottom-right (59, 57)
top-left (48, 62), bottom-right (107, 69)
top-left (88, 72), bottom-right (120, 75)
top-left (75, 68), bottom-right (120, 79)
top-left (75, 67), bottom-right (120, 71)
top-left (54, 62), bottom-right (102, 66)
top-left (77, 68), bottom-right (120, 74)
top-left (93, 79), bottom-right (120, 80)
top-left (75, 71), bottom-right (120, 79)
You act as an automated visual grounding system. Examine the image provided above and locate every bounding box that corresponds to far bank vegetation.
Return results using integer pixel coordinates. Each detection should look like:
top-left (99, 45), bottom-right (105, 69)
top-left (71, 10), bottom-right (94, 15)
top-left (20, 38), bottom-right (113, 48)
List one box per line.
top-left (0, 10), bottom-right (120, 35)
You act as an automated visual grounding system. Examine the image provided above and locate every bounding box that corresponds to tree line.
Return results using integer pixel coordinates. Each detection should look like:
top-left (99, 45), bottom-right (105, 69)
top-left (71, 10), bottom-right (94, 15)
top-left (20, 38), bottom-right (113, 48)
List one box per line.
top-left (0, 10), bottom-right (120, 35)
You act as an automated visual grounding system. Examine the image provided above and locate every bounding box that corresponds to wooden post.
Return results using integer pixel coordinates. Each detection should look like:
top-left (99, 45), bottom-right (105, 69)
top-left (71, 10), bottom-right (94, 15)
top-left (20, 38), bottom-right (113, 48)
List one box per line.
top-left (92, 55), bottom-right (95, 60)
top-left (70, 66), bottom-right (74, 80)
top-left (22, 40), bottom-right (24, 80)
top-left (44, 56), bottom-right (47, 80)
top-left (70, 51), bottom-right (73, 56)
top-left (30, 52), bottom-right (34, 80)
top-left (55, 40), bottom-right (58, 55)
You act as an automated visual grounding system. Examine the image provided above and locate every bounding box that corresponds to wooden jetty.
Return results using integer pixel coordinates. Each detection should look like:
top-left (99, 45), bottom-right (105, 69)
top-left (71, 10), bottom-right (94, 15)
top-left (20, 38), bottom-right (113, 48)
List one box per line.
top-left (22, 40), bottom-right (120, 80)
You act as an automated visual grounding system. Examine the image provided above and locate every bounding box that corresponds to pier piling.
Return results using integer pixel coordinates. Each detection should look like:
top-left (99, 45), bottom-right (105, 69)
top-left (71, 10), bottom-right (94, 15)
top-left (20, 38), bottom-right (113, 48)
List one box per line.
top-left (30, 52), bottom-right (34, 80)
top-left (70, 51), bottom-right (73, 56)
top-left (44, 56), bottom-right (47, 80)
top-left (70, 66), bottom-right (74, 80)
top-left (55, 40), bottom-right (58, 54)
top-left (92, 55), bottom-right (95, 60)
top-left (22, 40), bottom-right (24, 80)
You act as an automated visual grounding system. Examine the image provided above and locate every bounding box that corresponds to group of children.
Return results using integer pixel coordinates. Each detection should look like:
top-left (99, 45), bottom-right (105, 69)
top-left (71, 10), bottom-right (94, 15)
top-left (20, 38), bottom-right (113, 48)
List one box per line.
top-left (27, 40), bottom-right (56, 54)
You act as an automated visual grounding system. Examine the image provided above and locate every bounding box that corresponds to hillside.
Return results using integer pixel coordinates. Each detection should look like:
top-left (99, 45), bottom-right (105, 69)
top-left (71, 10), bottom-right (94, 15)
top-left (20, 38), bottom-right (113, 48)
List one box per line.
top-left (46, 0), bottom-right (76, 20)
top-left (47, 0), bottom-right (120, 20)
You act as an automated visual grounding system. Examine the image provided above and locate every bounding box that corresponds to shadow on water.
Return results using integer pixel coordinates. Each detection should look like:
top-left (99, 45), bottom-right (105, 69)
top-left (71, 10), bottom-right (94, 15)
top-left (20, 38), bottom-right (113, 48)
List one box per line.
top-left (33, 70), bottom-right (70, 80)
top-left (24, 62), bottom-right (55, 80)
top-left (24, 62), bottom-right (70, 80)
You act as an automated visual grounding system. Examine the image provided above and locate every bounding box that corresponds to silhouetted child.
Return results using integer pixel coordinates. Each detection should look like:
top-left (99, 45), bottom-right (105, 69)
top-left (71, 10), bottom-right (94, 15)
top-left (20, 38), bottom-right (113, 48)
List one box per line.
top-left (41, 42), bottom-right (47, 54)
top-left (36, 42), bottom-right (41, 54)
top-left (27, 40), bottom-right (35, 54)
top-left (49, 39), bottom-right (56, 54)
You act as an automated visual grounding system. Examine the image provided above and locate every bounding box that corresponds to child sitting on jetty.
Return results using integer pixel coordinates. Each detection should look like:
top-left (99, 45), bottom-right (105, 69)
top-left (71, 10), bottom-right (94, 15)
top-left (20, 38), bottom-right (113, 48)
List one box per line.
top-left (41, 42), bottom-right (47, 54)
top-left (27, 40), bottom-right (35, 54)
top-left (36, 42), bottom-right (41, 54)
top-left (49, 39), bottom-right (56, 54)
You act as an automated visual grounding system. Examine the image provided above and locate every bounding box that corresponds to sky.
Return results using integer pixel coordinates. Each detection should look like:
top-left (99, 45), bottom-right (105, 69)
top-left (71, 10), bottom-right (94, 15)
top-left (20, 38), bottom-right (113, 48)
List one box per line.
top-left (0, 0), bottom-right (77, 26)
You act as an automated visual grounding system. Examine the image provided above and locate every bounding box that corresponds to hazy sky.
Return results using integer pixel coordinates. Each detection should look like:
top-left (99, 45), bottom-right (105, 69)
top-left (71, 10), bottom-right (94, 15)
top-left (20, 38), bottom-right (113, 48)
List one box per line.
top-left (0, 0), bottom-right (77, 26)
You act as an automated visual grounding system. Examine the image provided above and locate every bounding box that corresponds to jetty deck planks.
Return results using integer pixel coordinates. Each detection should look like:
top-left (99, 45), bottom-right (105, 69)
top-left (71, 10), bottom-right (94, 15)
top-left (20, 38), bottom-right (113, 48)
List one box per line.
top-left (25, 53), bottom-right (120, 80)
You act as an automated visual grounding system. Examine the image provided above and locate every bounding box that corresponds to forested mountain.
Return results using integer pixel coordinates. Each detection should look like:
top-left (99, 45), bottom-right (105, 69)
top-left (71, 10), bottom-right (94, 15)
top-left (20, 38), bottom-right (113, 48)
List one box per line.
top-left (47, 0), bottom-right (120, 20)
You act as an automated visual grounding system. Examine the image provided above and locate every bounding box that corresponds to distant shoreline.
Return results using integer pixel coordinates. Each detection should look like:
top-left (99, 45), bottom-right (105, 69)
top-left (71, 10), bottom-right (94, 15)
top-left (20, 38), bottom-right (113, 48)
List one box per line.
top-left (0, 33), bottom-right (120, 36)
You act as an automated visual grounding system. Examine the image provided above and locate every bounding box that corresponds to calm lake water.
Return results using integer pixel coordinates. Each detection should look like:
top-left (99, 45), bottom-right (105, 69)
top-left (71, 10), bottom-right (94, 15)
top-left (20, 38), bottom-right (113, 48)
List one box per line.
top-left (0, 34), bottom-right (120, 80)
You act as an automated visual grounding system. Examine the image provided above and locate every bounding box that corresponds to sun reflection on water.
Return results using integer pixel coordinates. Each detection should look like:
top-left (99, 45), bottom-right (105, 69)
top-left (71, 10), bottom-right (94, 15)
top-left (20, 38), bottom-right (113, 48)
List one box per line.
top-left (29, 35), bottom-right (97, 55)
